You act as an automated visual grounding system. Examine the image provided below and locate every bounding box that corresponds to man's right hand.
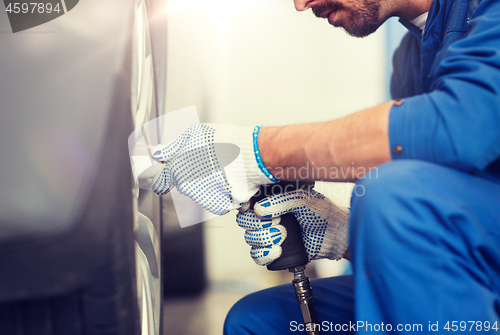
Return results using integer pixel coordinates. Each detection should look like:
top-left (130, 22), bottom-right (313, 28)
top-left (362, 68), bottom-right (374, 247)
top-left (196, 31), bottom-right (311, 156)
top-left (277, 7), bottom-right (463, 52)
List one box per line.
top-left (236, 189), bottom-right (350, 266)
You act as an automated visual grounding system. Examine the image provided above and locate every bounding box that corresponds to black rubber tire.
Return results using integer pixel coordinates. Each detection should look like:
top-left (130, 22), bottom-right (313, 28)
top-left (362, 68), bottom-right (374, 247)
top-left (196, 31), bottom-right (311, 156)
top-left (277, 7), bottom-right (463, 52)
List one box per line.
top-left (0, 229), bottom-right (139, 335)
top-left (161, 198), bottom-right (206, 297)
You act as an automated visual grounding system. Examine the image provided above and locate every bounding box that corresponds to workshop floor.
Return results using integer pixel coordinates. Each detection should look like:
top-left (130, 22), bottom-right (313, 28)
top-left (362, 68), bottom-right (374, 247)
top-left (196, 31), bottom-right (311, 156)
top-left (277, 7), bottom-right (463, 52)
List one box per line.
top-left (162, 282), bottom-right (279, 335)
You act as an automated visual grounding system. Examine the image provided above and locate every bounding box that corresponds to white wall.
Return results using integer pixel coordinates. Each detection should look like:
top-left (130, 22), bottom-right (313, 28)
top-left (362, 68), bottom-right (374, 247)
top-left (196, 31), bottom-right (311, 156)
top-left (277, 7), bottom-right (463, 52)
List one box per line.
top-left (165, 0), bottom-right (387, 123)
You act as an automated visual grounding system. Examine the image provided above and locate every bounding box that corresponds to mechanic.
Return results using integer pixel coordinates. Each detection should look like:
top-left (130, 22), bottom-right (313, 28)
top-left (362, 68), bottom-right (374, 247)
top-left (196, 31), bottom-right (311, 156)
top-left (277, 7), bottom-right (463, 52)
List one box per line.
top-left (152, 0), bottom-right (500, 333)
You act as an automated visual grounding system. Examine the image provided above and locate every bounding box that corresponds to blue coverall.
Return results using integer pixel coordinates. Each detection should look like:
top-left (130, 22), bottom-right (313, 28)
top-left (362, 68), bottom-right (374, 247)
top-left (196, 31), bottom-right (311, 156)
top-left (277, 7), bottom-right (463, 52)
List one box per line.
top-left (224, 0), bottom-right (500, 333)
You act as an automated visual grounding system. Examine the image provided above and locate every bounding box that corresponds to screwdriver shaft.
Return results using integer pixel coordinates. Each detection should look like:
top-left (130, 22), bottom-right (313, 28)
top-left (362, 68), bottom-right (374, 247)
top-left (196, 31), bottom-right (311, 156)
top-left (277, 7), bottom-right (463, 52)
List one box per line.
top-left (290, 266), bottom-right (321, 335)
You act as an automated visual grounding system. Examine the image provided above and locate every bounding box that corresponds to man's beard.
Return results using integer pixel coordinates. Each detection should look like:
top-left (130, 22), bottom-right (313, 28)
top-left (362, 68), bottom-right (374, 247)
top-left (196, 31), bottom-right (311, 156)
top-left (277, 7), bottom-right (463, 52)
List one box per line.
top-left (312, 0), bottom-right (382, 38)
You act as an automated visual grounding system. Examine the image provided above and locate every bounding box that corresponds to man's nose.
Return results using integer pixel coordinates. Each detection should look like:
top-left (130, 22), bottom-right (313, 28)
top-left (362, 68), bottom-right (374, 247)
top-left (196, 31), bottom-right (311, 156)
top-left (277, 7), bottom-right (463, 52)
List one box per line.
top-left (293, 0), bottom-right (316, 11)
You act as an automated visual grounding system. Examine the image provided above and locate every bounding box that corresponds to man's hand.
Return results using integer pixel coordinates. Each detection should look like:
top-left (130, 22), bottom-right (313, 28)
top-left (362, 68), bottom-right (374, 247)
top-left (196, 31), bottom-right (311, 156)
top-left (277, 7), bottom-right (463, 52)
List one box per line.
top-left (236, 188), bottom-right (349, 266)
top-left (151, 123), bottom-right (276, 215)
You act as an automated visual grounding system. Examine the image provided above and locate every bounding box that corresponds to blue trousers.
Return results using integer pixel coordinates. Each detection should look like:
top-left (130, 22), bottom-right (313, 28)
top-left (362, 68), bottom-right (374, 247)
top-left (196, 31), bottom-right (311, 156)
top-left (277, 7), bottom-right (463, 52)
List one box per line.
top-left (224, 160), bottom-right (500, 334)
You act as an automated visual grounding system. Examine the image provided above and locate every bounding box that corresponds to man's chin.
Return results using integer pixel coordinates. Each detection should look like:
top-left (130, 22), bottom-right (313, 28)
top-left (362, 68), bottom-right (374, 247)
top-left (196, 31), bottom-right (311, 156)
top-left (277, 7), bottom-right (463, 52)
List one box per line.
top-left (346, 28), bottom-right (378, 38)
top-left (339, 22), bottom-right (380, 38)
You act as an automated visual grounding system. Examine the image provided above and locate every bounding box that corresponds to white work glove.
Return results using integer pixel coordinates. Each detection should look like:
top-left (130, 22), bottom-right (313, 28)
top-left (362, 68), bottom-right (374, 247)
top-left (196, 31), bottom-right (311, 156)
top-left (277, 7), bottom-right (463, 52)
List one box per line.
top-left (236, 189), bottom-right (349, 266)
top-left (151, 124), bottom-right (276, 215)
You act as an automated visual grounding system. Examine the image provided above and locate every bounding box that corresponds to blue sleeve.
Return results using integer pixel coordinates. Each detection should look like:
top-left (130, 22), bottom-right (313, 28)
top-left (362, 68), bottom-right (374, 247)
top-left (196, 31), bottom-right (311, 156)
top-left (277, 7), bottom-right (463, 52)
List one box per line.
top-left (389, 0), bottom-right (500, 173)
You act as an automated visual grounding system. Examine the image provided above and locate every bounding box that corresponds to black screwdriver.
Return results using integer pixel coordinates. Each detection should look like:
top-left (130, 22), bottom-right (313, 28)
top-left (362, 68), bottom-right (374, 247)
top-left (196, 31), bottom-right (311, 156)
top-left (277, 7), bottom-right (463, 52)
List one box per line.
top-left (252, 181), bottom-right (321, 335)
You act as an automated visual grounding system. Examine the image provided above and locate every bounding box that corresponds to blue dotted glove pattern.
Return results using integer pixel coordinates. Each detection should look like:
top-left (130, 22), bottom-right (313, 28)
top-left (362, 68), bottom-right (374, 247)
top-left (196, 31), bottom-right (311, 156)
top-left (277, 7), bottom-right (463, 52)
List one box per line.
top-left (152, 124), bottom-right (234, 215)
top-left (236, 209), bottom-right (285, 265)
top-left (244, 226), bottom-right (284, 248)
top-left (239, 189), bottom-right (344, 265)
top-left (249, 245), bottom-right (281, 266)
top-left (256, 190), bottom-right (328, 261)
top-left (236, 210), bottom-right (276, 230)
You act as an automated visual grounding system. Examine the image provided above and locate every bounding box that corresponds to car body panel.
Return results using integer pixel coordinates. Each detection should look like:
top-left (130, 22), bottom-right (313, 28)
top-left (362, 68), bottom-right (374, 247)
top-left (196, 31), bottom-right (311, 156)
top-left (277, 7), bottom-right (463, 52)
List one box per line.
top-left (0, 2), bottom-right (165, 334)
top-left (0, 0), bottom-right (134, 244)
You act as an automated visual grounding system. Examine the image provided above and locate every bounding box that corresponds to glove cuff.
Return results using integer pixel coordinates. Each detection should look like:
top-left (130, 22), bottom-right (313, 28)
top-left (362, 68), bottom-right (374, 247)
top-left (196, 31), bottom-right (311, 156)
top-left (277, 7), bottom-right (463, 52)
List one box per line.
top-left (209, 123), bottom-right (276, 206)
top-left (316, 205), bottom-right (350, 261)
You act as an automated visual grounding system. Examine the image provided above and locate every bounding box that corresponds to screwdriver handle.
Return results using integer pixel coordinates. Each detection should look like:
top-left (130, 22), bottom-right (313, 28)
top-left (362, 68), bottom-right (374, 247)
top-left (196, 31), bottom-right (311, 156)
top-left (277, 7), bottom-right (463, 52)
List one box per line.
top-left (251, 181), bottom-right (311, 271)
top-left (252, 181), bottom-right (322, 334)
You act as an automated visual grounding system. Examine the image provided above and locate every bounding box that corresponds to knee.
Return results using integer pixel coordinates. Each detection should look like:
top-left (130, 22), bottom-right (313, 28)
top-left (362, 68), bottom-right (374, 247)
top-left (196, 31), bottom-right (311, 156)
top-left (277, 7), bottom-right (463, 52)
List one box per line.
top-left (349, 160), bottom-right (436, 253)
top-left (224, 284), bottom-right (297, 335)
top-left (223, 290), bottom-right (269, 335)
top-left (223, 295), bottom-right (252, 335)
top-left (350, 160), bottom-right (431, 217)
